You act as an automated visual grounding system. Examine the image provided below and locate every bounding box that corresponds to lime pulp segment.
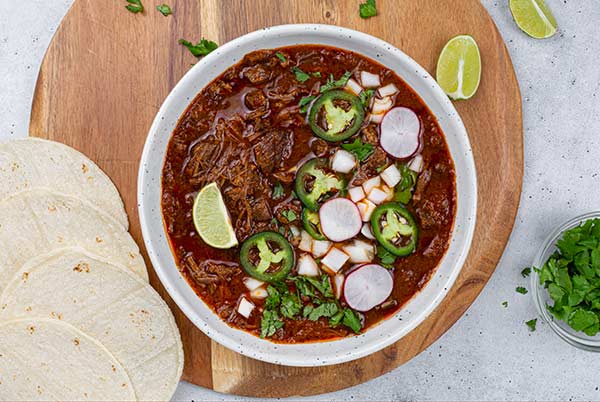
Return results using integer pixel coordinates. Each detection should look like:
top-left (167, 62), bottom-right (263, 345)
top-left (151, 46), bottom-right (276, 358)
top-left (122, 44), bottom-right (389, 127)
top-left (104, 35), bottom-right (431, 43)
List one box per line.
top-left (436, 35), bottom-right (481, 100)
top-left (192, 182), bottom-right (238, 249)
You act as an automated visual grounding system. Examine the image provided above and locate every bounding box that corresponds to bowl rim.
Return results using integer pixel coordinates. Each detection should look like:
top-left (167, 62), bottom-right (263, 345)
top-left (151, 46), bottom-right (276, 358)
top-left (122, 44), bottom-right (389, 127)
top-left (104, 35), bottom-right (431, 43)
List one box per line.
top-left (531, 211), bottom-right (600, 351)
top-left (138, 23), bottom-right (478, 366)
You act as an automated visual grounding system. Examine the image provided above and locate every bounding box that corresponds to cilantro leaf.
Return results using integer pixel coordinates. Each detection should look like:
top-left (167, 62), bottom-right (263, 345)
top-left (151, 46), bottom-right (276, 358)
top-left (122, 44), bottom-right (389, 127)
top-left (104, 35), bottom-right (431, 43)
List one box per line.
top-left (568, 308), bottom-right (599, 336)
top-left (320, 71), bottom-right (352, 93)
top-left (502, 301), bottom-right (508, 308)
top-left (308, 302), bottom-right (339, 321)
top-left (126, 0), bottom-right (144, 13)
top-left (261, 310), bottom-right (284, 338)
top-left (299, 95), bottom-right (316, 114)
top-left (377, 245), bottom-right (396, 268)
top-left (521, 267), bottom-right (531, 278)
top-left (359, 0), bottom-right (377, 19)
top-left (525, 318), bottom-right (537, 332)
top-left (179, 38), bottom-right (218, 58)
top-left (312, 71), bottom-right (322, 78)
top-left (272, 182), bottom-right (285, 200)
top-left (394, 164), bottom-right (418, 204)
top-left (341, 138), bottom-right (374, 161)
top-left (342, 308), bottom-right (362, 333)
top-left (280, 292), bottom-right (302, 319)
top-left (292, 67), bottom-right (311, 83)
top-left (281, 209), bottom-right (297, 222)
top-left (275, 52), bottom-right (287, 63)
top-left (264, 285), bottom-right (281, 310)
top-left (359, 89), bottom-right (375, 108)
top-left (516, 286), bottom-right (528, 295)
top-left (156, 4), bottom-right (171, 16)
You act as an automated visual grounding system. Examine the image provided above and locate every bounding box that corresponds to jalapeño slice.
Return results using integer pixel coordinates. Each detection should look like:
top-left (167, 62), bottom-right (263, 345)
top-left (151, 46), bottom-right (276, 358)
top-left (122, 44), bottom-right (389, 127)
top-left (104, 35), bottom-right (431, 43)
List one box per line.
top-left (302, 208), bottom-right (327, 240)
top-left (240, 231), bottom-right (295, 282)
top-left (370, 203), bottom-right (418, 257)
top-left (308, 90), bottom-right (365, 142)
top-left (295, 158), bottom-right (346, 211)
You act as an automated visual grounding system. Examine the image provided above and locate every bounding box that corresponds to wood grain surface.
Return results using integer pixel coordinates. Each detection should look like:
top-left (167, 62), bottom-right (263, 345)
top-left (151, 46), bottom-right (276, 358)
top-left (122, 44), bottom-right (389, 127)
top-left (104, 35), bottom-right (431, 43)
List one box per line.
top-left (30, 0), bottom-right (522, 397)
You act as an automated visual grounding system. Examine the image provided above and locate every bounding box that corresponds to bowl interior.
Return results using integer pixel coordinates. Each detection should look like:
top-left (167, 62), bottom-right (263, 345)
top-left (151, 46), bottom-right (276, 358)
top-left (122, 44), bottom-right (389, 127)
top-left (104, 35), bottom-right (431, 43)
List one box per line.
top-left (138, 24), bottom-right (477, 366)
top-left (532, 212), bottom-right (600, 351)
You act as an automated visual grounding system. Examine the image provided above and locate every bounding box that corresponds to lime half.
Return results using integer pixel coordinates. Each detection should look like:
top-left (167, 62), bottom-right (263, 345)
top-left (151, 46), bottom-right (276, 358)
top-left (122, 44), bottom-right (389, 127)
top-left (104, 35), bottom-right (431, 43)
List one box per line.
top-left (436, 35), bottom-right (481, 100)
top-left (509, 0), bottom-right (557, 39)
top-left (192, 182), bottom-right (238, 249)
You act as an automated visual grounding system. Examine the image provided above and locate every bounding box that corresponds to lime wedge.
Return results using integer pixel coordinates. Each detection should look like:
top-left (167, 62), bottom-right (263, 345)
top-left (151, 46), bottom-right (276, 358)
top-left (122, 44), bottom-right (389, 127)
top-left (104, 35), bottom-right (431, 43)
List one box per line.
top-left (509, 0), bottom-right (557, 39)
top-left (436, 35), bottom-right (481, 100)
top-left (192, 182), bottom-right (238, 249)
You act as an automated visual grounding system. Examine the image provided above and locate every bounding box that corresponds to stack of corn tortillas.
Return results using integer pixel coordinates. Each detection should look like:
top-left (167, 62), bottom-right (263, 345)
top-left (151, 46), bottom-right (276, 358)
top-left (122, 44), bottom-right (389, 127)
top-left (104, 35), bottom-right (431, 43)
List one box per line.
top-left (0, 138), bottom-right (183, 401)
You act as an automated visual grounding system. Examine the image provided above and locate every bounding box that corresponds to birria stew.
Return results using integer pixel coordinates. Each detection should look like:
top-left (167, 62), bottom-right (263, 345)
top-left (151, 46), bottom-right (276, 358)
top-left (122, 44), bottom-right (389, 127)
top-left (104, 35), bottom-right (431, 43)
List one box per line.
top-left (161, 45), bottom-right (456, 342)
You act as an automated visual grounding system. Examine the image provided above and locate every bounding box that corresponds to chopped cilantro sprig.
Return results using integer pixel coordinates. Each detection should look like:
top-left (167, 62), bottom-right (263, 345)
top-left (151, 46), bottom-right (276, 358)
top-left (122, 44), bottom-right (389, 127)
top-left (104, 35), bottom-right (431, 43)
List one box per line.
top-left (179, 38), bottom-right (218, 57)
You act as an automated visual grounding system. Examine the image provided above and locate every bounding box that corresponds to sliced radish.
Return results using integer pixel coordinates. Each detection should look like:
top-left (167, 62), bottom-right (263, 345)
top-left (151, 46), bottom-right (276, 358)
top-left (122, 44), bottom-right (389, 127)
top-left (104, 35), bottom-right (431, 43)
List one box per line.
top-left (312, 239), bottom-right (332, 258)
top-left (380, 164), bottom-right (401, 187)
top-left (331, 149), bottom-right (357, 174)
top-left (378, 83), bottom-right (399, 98)
top-left (250, 287), bottom-right (268, 299)
top-left (321, 247), bottom-right (350, 273)
top-left (348, 186), bottom-right (366, 203)
top-left (342, 240), bottom-right (375, 263)
top-left (372, 97), bottom-right (393, 115)
top-left (408, 154), bottom-right (424, 173)
top-left (343, 264), bottom-right (393, 312)
top-left (360, 71), bottom-right (381, 88)
top-left (345, 78), bottom-right (363, 96)
top-left (237, 297), bottom-right (255, 318)
top-left (243, 277), bottom-right (265, 291)
top-left (380, 107), bottom-right (421, 159)
top-left (299, 230), bottom-right (313, 252)
top-left (361, 223), bottom-right (375, 240)
top-left (367, 187), bottom-right (388, 205)
top-left (334, 273), bottom-right (345, 299)
top-left (298, 254), bottom-right (320, 277)
top-left (319, 198), bottom-right (362, 242)
top-left (370, 113), bottom-right (384, 124)
top-left (356, 199), bottom-right (377, 222)
top-left (362, 176), bottom-right (381, 194)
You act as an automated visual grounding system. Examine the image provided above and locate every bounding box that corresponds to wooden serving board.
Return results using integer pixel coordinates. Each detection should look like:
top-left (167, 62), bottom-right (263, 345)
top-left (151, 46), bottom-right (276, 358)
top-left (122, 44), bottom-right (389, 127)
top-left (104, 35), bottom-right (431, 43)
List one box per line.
top-left (30, 0), bottom-right (522, 397)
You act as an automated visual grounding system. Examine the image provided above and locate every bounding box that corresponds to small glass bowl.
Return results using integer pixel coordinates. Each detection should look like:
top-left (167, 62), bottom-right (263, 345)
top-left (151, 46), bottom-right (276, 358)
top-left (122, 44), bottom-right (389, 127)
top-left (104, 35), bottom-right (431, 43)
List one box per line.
top-left (531, 211), bottom-right (600, 352)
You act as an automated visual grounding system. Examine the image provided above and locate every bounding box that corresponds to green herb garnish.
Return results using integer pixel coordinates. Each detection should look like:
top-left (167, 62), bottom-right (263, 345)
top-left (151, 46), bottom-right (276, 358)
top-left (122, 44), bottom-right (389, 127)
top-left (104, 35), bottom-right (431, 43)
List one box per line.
top-left (275, 52), bottom-right (287, 63)
top-left (502, 301), bottom-right (508, 308)
top-left (342, 308), bottom-right (362, 333)
top-left (308, 302), bottom-right (339, 321)
top-left (281, 210), bottom-right (297, 222)
top-left (280, 292), bottom-right (302, 319)
top-left (341, 138), bottom-right (374, 162)
top-left (359, 89), bottom-right (375, 108)
top-left (359, 0), bottom-right (377, 19)
top-left (299, 95), bottom-right (316, 114)
top-left (320, 71), bottom-right (352, 93)
top-left (156, 4), bottom-right (171, 16)
top-left (292, 67), bottom-right (311, 83)
top-left (521, 267), bottom-right (531, 278)
top-left (377, 245), bottom-right (396, 268)
top-left (272, 182), bottom-right (285, 200)
top-left (261, 310), bottom-right (284, 338)
top-left (179, 38), bottom-right (218, 57)
top-left (516, 286), bottom-right (528, 295)
top-left (312, 71), bottom-right (322, 78)
top-left (394, 164), bottom-right (418, 204)
top-left (125, 0), bottom-right (144, 13)
top-left (525, 318), bottom-right (537, 332)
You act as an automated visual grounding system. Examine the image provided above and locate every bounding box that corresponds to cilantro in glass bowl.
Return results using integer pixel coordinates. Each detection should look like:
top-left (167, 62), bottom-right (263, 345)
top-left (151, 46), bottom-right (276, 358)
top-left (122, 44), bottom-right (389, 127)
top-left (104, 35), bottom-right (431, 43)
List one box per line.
top-left (532, 212), bottom-right (600, 351)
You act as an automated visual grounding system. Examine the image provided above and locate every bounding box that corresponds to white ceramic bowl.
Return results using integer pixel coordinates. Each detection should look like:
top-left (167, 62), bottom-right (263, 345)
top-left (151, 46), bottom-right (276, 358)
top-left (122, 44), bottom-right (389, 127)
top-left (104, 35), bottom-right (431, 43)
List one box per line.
top-left (139, 24), bottom-right (477, 367)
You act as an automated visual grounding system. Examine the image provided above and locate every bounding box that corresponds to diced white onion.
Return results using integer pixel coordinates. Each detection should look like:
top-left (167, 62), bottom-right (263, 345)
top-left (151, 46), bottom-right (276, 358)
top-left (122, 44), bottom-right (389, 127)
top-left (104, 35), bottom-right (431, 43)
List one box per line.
top-left (289, 225), bottom-right (301, 238)
top-left (243, 277), bottom-right (265, 291)
top-left (348, 186), bottom-right (366, 203)
top-left (378, 83), bottom-right (399, 98)
top-left (331, 149), bottom-right (357, 174)
top-left (408, 154), bottom-right (424, 173)
top-left (370, 113), bottom-right (384, 124)
top-left (372, 97), bottom-right (393, 115)
top-left (361, 223), bottom-right (375, 240)
top-left (342, 240), bottom-right (375, 263)
top-left (299, 230), bottom-right (313, 252)
top-left (357, 200), bottom-right (377, 222)
top-left (237, 297), bottom-right (255, 318)
top-left (298, 254), bottom-right (320, 277)
top-left (382, 184), bottom-right (395, 201)
top-left (362, 176), bottom-right (381, 194)
top-left (345, 78), bottom-right (364, 96)
top-left (312, 239), bottom-right (332, 258)
top-left (380, 164), bottom-right (401, 187)
top-left (367, 187), bottom-right (388, 205)
top-left (334, 273), bottom-right (345, 299)
top-left (361, 71), bottom-right (381, 88)
top-left (250, 287), bottom-right (268, 299)
top-left (321, 247), bottom-right (350, 274)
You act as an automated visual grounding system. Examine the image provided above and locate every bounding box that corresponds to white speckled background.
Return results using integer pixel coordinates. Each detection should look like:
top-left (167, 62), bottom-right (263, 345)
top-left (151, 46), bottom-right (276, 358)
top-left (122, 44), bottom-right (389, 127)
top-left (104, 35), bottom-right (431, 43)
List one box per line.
top-left (1, 1), bottom-right (599, 401)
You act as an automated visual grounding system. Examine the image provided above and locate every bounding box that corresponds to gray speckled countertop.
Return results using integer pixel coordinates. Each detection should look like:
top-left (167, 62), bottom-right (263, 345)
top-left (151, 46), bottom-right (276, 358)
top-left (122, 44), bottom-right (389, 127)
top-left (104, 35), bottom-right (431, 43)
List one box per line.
top-left (2, 1), bottom-right (599, 401)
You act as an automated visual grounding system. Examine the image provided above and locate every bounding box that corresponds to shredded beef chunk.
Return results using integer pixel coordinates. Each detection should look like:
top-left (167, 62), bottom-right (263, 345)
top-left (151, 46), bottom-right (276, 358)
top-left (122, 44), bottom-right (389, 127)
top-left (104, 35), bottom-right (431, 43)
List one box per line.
top-left (254, 130), bottom-right (294, 174)
top-left (416, 192), bottom-right (451, 229)
top-left (351, 148), bottom-right (388, 186)
top-left (361, 124), bottom-right (379, 145)
top-left (243, 65), bottom-right (270, 84)
top-left (244, 89), bottom-right (268, 110)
